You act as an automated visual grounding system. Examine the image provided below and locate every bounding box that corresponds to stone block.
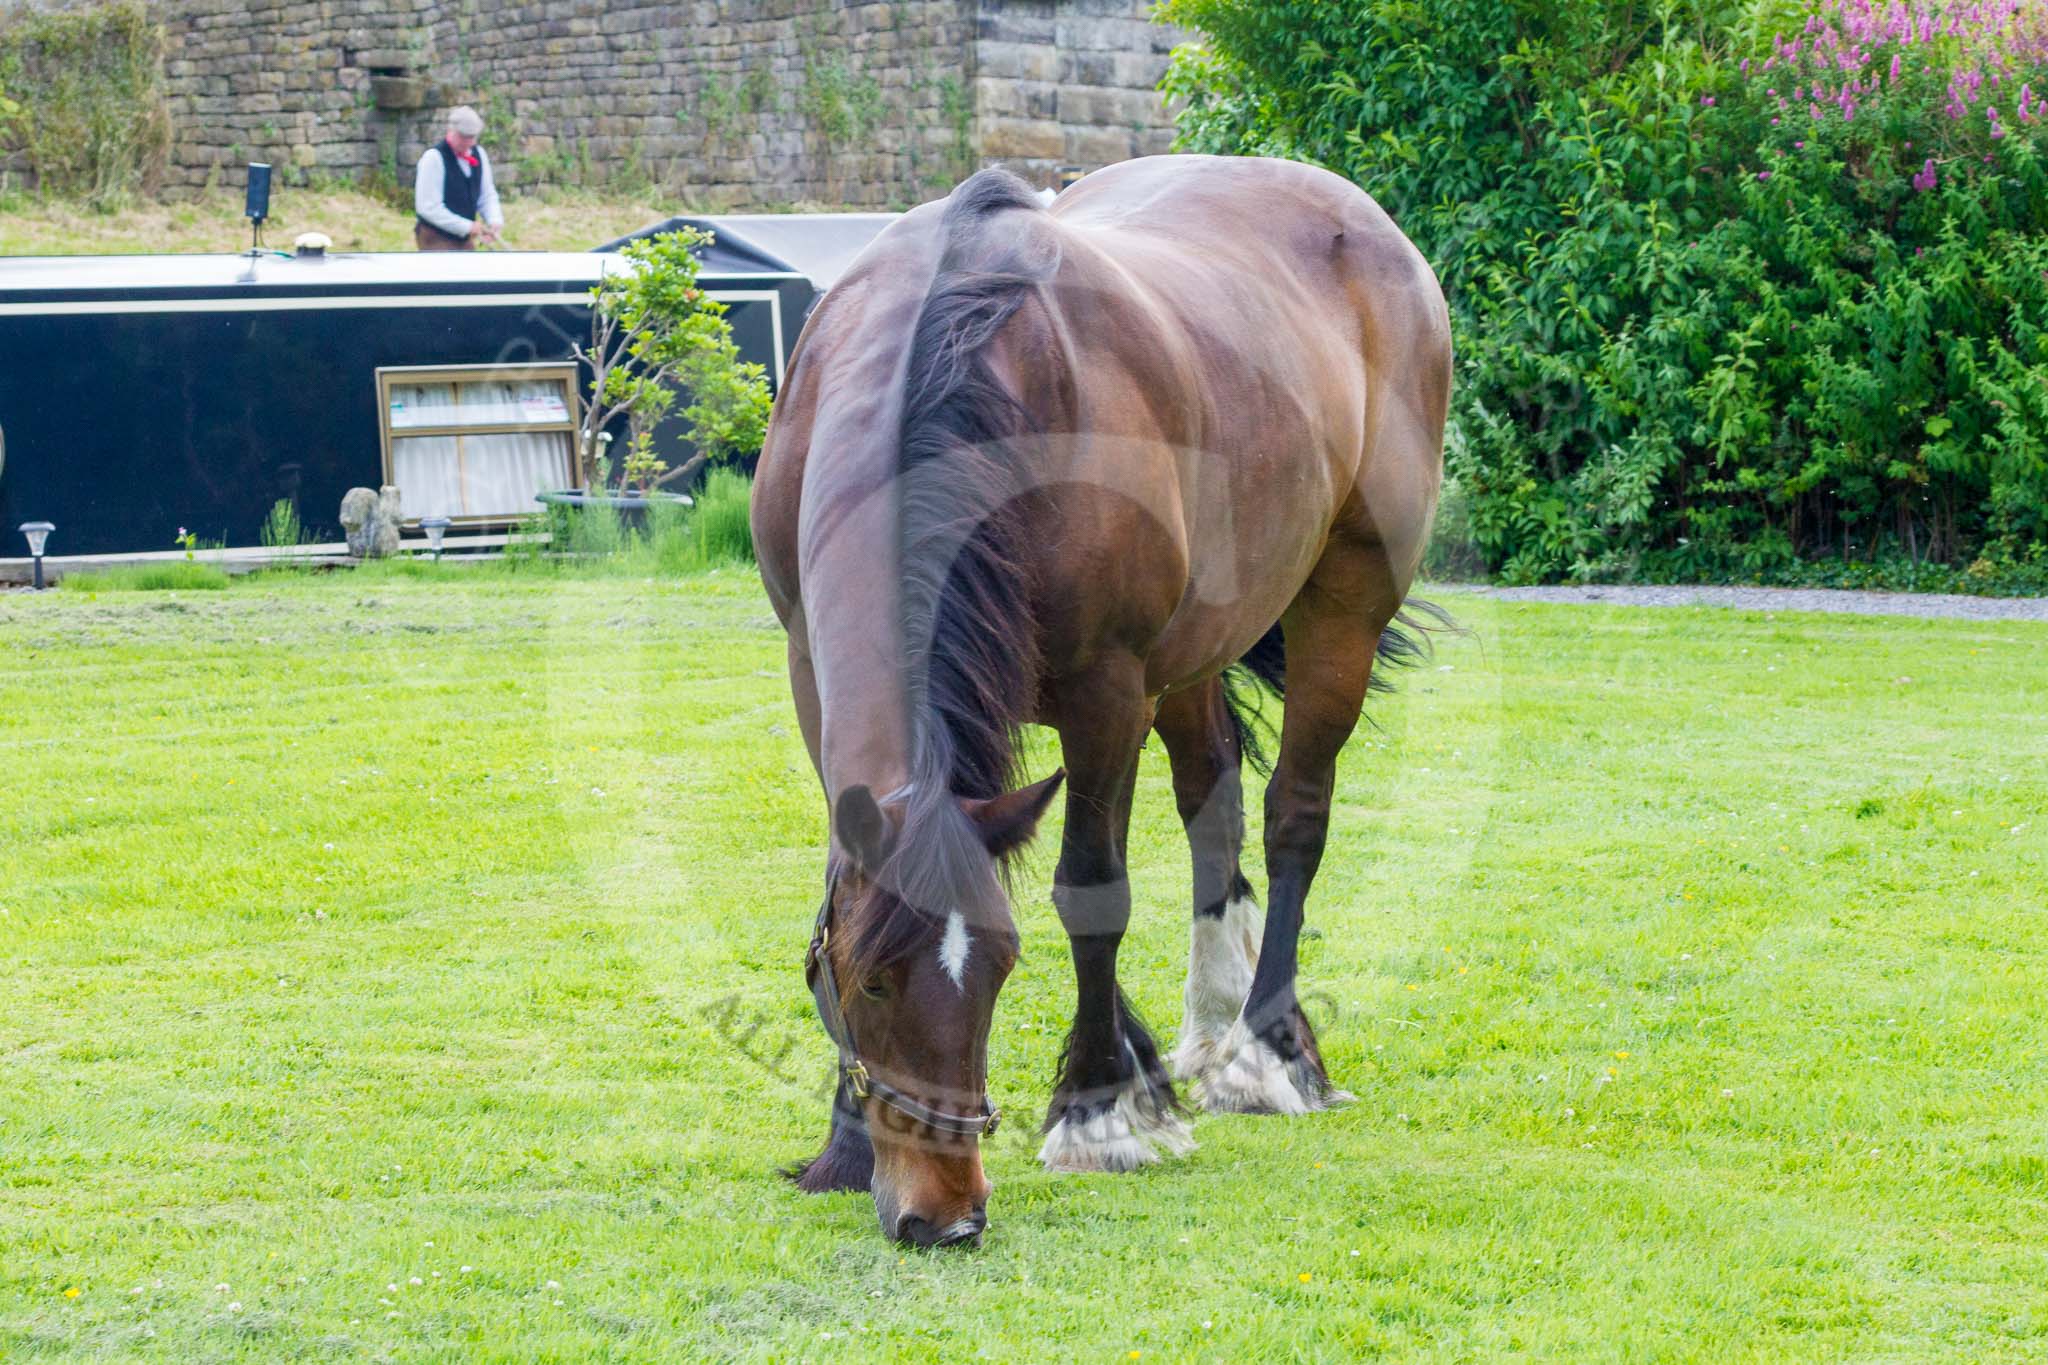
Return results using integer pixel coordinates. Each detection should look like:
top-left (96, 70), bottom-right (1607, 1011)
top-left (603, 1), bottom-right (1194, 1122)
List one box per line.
top-left (975, 39), bottom-right (1061, 82)
top-left (979, 116), bottom-right (1064, 161)
top-left (1067, 126), bottom-right (1136, 166)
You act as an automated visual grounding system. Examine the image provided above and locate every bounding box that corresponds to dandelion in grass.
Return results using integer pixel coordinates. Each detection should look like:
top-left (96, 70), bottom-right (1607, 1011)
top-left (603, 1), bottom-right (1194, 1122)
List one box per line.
top-left (63, 1287), bottom-right (81, 1299)
top-left (228, 1302), bottom-right (242, 1313)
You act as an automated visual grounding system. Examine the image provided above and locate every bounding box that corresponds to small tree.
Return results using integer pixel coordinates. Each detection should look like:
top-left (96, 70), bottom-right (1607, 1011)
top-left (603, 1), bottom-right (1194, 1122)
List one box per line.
top-left (571, 228), bottom-right (774, 494)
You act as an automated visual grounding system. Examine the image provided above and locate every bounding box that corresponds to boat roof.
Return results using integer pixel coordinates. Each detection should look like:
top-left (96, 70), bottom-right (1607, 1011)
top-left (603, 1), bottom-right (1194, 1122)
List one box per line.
top-left (599, 212), bottom-right (901, 289)
top-left (0, 247), bottom-right (805, 306)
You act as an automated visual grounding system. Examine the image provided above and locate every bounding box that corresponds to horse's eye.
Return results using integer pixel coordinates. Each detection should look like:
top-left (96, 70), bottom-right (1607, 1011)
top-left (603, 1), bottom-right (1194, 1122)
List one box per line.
top-left (858, 977), bottom-right (889, 1001)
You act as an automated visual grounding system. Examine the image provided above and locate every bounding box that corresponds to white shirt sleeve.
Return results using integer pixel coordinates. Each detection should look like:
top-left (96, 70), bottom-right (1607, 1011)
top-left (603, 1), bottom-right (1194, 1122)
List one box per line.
top-left (475, 148), bottom-right (503, 229)
top-left (414, 149), bottom-right (473, 237)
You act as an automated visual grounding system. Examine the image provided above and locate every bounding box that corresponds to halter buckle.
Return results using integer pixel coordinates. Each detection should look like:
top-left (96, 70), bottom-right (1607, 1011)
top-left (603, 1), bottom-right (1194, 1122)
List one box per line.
top-left (845, 1059), bottom-right (871, 1099)
top-left (983, 1107), bottom-right (1001, 1138)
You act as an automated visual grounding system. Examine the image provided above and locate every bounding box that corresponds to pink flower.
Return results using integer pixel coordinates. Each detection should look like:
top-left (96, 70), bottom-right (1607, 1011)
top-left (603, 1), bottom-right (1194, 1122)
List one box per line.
top-left (1912, 157), bottom-right (1937, 191)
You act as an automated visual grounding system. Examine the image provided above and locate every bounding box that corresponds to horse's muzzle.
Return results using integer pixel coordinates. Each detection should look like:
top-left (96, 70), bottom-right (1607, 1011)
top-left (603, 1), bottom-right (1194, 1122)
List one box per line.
top-left (895, 1207), bottom-right (987, 1249)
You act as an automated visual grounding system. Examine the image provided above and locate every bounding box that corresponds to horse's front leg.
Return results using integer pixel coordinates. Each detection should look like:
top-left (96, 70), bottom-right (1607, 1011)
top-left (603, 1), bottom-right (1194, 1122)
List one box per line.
top-left (780, 642), bottom-right (878, 1193)
top-left (1039, 663), bottom-right (1195, 1173)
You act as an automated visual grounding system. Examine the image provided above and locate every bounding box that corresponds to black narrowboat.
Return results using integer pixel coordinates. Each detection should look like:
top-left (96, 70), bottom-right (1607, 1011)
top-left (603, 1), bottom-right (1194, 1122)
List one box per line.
top-left (0, 213), bottom-right (895, 559)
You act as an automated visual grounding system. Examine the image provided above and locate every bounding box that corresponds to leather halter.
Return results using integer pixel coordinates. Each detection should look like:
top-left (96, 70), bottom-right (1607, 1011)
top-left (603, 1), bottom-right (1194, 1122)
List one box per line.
top-left (805, 879), bottom-right (1002, 1138)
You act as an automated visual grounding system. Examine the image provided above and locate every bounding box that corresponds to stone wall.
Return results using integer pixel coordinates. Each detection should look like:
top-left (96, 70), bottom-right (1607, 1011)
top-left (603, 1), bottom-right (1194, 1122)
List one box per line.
top-left (18, 0), bottom-right (1185, 207)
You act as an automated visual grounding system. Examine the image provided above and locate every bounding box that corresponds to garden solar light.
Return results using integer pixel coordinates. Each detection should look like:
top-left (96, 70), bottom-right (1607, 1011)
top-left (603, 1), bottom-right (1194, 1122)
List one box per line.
top-left (18, 521), bottom-right (53, 590)
top-left (419, 515), bottom-right (451, 561)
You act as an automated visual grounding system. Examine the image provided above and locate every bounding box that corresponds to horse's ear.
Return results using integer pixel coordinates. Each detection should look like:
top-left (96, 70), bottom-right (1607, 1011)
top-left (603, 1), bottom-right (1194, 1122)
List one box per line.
top-left (834, 784), bottom-right (893, 873)
top-left (963, 769), bottom-right (1065, 859)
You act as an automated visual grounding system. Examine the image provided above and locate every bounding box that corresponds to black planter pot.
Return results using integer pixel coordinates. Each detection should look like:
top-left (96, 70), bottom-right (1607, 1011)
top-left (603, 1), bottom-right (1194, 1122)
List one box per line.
top-left (534, 487), bottom-right (693, 532)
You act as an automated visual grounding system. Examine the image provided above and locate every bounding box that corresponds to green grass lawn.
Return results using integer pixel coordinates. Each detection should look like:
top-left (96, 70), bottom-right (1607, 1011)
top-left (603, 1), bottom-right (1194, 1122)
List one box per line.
top-left (2, 569), bottom-right (2044, 1361)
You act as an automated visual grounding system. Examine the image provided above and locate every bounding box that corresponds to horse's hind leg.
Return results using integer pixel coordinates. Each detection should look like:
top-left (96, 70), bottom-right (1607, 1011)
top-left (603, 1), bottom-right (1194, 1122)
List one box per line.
top-left (1154, 679), bottom-right (1263, 1082)
top-left (1039, 660), bottom-right (1195, 1173)
top-left (1207, 554), bottom-right (1392, 1114)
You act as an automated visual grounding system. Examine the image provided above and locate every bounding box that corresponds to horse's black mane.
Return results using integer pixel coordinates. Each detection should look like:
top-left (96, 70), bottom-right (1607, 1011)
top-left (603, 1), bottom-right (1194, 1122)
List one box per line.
top-left (849, 170), bottom-right (1054, 975)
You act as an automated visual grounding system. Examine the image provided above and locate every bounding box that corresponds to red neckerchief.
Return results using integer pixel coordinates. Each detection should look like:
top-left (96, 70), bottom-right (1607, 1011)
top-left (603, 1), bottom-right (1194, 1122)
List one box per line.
top-left (450, 143), bottom-right (479, 169)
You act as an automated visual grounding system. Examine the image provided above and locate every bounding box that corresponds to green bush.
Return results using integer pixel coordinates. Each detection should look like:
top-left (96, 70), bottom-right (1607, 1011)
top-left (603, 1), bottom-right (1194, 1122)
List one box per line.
top-left (1162, 0), bottom-right (2048, 584)
top-left (511, 474), bottom-right (756, 576)
top-left (687, 466), bottom-right (755, 568)
top-left (0, 0), bottom-right (169, 210)
top-left (259, 498), bottom-right (308, 551)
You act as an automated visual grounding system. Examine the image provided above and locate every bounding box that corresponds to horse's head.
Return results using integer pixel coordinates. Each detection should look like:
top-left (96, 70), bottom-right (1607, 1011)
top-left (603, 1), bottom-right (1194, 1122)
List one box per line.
top-left (819, 771), bottom-right (1062, 1247)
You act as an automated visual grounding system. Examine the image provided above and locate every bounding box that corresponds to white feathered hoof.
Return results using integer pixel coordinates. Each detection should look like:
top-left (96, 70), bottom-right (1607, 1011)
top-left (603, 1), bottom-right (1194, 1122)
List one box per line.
top-left (1198, 1017), bottom-right (1353, 1116)
top-left (1169, 1027), bottom-right (1227, 1084)
top-left (1038, 1084), bottom-right (1196, 1174)
top-left (1172, 896), bottom-right (1262, 1081)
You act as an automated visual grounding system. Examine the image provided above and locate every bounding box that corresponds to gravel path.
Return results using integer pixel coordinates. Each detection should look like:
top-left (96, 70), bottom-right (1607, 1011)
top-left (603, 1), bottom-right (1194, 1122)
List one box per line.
top-left (1442, 583), bottom-right (2048, 622)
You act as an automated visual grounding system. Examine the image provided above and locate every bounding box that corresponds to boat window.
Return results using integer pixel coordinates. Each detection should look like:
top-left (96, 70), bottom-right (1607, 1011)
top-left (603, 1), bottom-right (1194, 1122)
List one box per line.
top-left (375, 363), bottom-right (580, 523)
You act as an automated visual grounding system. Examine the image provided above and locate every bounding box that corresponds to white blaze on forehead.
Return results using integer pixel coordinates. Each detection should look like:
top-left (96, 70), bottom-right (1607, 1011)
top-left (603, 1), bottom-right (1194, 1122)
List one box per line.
top-left (939, 912), bottom-right (971, 990)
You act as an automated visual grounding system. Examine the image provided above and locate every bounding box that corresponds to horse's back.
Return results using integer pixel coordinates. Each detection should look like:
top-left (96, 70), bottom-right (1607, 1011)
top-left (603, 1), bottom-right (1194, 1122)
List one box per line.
top-left (1027, 157), bottom-right (1449, 687)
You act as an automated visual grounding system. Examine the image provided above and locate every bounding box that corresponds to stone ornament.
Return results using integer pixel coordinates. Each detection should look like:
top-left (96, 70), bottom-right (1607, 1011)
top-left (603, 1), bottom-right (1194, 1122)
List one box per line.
top-left (340, 485), bottom-right (404, 559)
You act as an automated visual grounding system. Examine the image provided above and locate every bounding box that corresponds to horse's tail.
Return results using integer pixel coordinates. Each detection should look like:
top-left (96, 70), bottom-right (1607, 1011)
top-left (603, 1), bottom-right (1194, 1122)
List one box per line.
top-left (1219, 598), bottom-right (1460, 776)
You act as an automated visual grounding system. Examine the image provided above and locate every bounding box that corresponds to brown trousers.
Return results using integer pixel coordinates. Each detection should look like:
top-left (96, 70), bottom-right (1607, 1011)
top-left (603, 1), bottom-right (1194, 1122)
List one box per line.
top-left (414, 222), bottom-right (475, 252)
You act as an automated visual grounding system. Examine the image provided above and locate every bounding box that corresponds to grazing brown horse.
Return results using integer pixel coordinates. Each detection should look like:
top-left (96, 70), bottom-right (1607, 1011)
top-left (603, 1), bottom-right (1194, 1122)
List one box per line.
top-left (751, 155), bottom-right (1450, 1247)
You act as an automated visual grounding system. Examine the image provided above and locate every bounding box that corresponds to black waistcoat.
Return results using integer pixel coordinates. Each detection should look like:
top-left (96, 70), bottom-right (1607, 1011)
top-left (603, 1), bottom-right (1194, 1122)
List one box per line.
top-left (419, 141), bottom-right (480, 233)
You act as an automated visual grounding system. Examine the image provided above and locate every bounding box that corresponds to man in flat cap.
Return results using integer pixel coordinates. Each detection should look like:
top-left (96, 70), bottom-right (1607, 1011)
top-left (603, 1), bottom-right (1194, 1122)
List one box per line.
top-left (414, 106), bottom-right (505, 251)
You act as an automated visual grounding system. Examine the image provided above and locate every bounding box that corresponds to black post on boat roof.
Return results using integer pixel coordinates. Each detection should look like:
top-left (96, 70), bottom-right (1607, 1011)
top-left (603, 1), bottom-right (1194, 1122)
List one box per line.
top-left (245, 163), bottom-right (271, 256)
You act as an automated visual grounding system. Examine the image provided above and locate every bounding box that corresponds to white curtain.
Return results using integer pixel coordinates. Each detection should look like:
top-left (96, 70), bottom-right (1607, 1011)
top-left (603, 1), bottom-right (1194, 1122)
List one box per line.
top-left (391, 436), bottom-right (462, 519)
top-left (389, 382), bottom-right (458, 430)
top-left (458, 379), bottom-right (568, 427)
top-left (460, 431), bottom-right (572, 516)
